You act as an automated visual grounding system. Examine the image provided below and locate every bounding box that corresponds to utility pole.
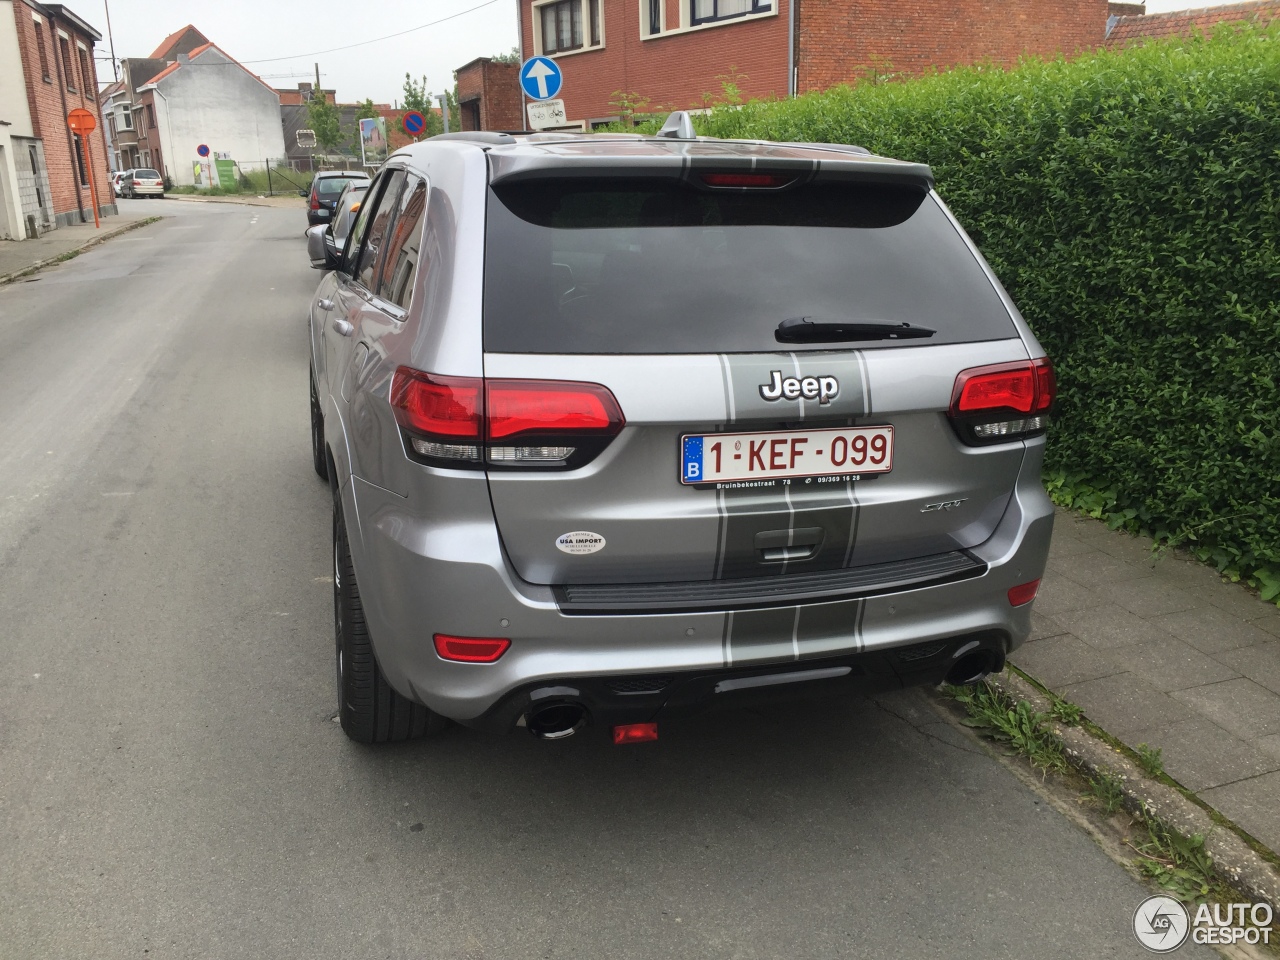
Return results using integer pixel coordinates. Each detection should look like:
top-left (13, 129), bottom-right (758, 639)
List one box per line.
top-left (103, 0), bottom-right (118, 81)
top-left (315, 62), bottom-right (321, 98)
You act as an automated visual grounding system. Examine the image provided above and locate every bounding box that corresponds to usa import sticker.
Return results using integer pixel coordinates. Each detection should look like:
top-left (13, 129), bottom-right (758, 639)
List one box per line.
top-left (555, 531), bottom-right (606, 555)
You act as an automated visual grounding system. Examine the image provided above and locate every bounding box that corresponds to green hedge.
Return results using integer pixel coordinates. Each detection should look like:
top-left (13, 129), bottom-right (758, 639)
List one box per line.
top-left (681, 24), bottom-right (1280, 601)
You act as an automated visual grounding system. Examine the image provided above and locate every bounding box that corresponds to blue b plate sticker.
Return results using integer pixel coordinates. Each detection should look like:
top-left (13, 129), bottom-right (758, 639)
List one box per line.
top-left (682, 435), bottom-right (704, 483)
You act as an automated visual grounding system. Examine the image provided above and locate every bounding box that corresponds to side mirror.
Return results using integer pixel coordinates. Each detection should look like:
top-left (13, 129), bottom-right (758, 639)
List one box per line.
top-left (299, 189), bottom-right (308, 197)
top-left (306, 224), bottom-right (340, 270)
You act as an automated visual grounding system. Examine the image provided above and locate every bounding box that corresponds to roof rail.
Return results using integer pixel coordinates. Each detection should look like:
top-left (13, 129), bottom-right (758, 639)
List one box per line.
top-left (655, 111), bottom-right (697, 140)
top-left (427, 131), bottom-right (517, 146)
top-left (784, 142), bottom-right (872, 156)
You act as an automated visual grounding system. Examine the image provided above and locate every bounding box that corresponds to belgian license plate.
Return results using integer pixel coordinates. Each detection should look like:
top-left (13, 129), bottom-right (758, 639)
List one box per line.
top-left (680, 426), bottom-right (894, 485)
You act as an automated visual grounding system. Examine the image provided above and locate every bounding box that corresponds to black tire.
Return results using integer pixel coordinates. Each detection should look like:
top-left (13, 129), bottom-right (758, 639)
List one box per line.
top-left (333, 490), bottom-right (445, 743)
top-left (310, 370), bottom-right (328, 481)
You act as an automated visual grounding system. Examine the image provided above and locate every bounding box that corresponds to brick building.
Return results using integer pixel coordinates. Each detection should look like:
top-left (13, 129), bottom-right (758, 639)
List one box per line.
top-left (0, 0), bottom-right (114, 239)
top-left (1105, 0), bottom-right (1278, 46)
top-left (482, 0), bottom-right (1111, 130)
top-left (455, 58), bottom-right (523, 131)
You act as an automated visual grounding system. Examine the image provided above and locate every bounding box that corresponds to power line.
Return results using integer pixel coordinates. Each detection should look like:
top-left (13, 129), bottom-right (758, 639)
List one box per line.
top-left (226, 0), bottom-right (503, 65)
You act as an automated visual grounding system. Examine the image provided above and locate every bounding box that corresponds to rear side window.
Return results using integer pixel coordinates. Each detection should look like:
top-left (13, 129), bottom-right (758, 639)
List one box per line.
top-left (483, 178), bottom-right (1016, 354)
top-left (354, 170), bottom-right (407, 290)
top-left (376, 176), bottom-right (428, 309)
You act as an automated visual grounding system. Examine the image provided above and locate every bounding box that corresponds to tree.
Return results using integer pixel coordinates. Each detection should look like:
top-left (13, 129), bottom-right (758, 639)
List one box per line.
top-left (491, 47), bottom-right (520, 65)
top-left (307, 90), bottom-right (343, 154)
top-left (402, 73), bottom-right (444, 137)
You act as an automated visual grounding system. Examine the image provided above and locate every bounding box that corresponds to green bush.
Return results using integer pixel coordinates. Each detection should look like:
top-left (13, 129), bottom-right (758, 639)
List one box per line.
top-left (683, 24), bottom-right (1280, 600)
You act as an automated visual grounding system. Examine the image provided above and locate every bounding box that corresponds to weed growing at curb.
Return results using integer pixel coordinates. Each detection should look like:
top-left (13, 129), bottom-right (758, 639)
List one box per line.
top-left (945, 681), bottom-right (1065, 774)
top-left (1088, 771), bottom-right (1127, 815)
top-left (1135, 743), bottom-right (1165, 778)
top-left (1131, 819), bottom-right (1215, 901)
top-left (1049, 696), bottom-right (1083, 726)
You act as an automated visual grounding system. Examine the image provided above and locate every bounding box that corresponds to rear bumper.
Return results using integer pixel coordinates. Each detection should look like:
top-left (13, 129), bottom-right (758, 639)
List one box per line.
top-left (341, 445), bottom-right (1054, 728)
top-left (131, 185), bottom-right (163, 196)
top-left (460, 633), bottom-right (1007, 734)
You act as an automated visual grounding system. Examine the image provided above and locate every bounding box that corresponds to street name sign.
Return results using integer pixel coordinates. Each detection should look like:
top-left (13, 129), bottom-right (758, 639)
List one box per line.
top-left (520, 56), bottom-right (562, 101)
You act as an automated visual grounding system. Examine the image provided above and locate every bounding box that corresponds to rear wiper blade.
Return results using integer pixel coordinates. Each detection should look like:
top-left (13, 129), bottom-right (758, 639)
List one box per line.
top-left (775, 317), bottom-right (936, 343)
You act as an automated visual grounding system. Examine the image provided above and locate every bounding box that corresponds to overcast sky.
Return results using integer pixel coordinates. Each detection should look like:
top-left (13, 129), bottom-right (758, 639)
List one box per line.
top-left (93, 0), bottom-right (520, 105)
top-left (91, 0), bottom-right (1241, 105)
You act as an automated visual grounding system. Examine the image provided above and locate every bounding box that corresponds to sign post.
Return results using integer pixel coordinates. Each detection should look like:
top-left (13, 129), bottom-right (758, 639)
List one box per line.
top-left (66, 108), bottom-right (100, 228)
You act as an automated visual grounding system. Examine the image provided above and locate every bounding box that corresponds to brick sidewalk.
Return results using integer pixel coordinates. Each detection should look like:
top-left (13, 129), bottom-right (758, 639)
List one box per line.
top-left (1013, 507), bottom-right (1280, 850)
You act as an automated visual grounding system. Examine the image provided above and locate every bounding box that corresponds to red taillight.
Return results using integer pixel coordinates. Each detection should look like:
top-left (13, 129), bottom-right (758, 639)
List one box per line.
top-left (701, 172), bottom-right (793, 188)
top-left (132, 179), bottom-right (142, 186)
top-left (433, 634), bottom-right (510, 663)
top-left (613, 723), bottom-right (658, 744)
top-left (310, 193), bottom-right (320, 210)
top-left (1008, 579), bottom-right (1041, 606)
top-left (391, 367), bottom-right (624, 468)
top-left (390, 369), bottom-right (482, 438)
top-left (948, 358), bottom-right (1055, 445)
top-left (486, 380), bottom-right (623, 440)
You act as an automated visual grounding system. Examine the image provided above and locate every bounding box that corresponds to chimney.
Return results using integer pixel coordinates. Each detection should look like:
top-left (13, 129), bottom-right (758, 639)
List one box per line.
top-left (299, 82), bottom-right (313, 101)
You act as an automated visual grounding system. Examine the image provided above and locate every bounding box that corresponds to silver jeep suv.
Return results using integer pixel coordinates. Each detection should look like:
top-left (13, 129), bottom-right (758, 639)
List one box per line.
top-left (307, 116), bottom-right (1055, 744)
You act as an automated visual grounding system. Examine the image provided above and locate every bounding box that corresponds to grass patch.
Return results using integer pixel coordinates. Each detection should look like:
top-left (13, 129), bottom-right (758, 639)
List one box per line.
top-left (1135, 743), bottom-right (1166, 779)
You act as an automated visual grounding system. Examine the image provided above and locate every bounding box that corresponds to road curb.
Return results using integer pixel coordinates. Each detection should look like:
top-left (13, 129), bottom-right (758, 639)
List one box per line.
top-left (0, 216), bottom-right (164, 286)
top-left (164, 194), bottom-right (277, 208)
top-left (988, 668), bottom-right (1280, 912)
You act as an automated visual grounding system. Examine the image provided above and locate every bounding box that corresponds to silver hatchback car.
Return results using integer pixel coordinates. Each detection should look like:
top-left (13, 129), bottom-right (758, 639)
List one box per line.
top-left (308, 115), bottom-right (1055, 744)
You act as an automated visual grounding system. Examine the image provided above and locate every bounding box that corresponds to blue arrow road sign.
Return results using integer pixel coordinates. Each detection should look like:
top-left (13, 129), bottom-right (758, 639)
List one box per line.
top-left (520, 56), bottom-right (562, 101)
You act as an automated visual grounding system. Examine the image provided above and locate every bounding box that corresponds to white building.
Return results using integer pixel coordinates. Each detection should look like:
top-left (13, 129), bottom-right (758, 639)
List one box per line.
top-left (138, 41), bottom-right (285, 187)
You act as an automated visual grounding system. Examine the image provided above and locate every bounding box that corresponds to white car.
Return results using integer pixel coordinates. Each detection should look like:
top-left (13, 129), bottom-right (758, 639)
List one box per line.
top-left (111, 170), bottom-right (127, 197)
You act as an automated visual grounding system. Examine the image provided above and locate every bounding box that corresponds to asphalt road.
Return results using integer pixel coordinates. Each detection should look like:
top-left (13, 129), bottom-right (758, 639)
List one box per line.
top-left (0, 198), bottom-right (1214, 959)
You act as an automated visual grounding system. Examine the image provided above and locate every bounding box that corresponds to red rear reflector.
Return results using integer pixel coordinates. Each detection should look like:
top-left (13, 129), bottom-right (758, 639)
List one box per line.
top-left (701, 173), bottom-right (793, 188)
top-left (613, 722), bottom-right (658, 744)
top-left (1008, 579), bottom-right (1041, 607)
top-left (433, 634), bottom-right (511, 663)
top-left (391, 369), bottom-right (482, 439)
top-left (486, 380), bottom-right (624, 440)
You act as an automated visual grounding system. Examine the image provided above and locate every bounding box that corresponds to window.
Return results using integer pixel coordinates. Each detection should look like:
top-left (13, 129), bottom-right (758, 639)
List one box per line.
top-left (540, 0), bottom-right (583, 54)
top-left (354, 170), bottom-right (408, 290)
top-left (649, 0), bottom-right (661, 34)
top-left (78, 46), bottom-right (92, 93)
top-left (59, 36), bottom-right (76, 91)
top-left (73, 135), bottom-right (88, 186)
top-left (482, 177), bottom-right (1016, 355)
top-left (376, 177), bottom-right (428, 309)
top-left (145, 105), bottom-right (155, 130)
top-left (690, 0), bottom-right (771, 25)
top-left (118, 107), bottom-right (133, 131)
top-left (32, 19), bottom-right (51, 81)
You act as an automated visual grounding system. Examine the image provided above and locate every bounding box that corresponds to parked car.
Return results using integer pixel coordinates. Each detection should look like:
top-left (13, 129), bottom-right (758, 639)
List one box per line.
top-left (111, 170), bottom-right (128, 197)
top-left (304, 170), bottom-right (370, 226)
top-left (306, 180), bottom-right (369, 267)
top-left (122, 168), bottom-right (164, 198)
top-left (307, 116), bottom-right (1056, 745)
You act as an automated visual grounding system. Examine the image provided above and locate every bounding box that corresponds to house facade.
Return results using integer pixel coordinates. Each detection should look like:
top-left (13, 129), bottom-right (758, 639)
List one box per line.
top-left (0, 0), bottom-right (114, 239)
top-left (497, 0), bottom-right (1110, 129)
top-left (99, 25), bottom-right (285, 186)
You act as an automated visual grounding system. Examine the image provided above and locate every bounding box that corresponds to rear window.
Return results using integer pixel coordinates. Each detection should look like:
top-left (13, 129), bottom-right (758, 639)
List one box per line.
top-left (483, 178), bottom-right (1016, 354)
top-left (136, 169), bottom-right (160, 178)
top-left (318, 177), bottom-right (361, 196)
